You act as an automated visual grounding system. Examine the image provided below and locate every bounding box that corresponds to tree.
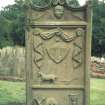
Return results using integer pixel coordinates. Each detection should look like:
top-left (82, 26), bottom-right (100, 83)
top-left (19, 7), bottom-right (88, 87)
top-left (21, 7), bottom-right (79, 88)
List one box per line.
top-left (0, 11), bottom-right (14, 48)
top-left (0, 0), bottom-right (80, 48)
top-left (0, 0), bottom-right (25, 48)
top-left (92, 0), bottom-right (105, 56)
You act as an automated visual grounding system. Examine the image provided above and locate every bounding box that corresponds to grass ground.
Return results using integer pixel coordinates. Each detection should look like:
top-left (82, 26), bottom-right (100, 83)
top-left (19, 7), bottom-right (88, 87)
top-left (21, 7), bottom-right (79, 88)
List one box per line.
top-left (0, 81), bottom-right (25, 105)
top-left (90, 78), bottom-right (105, 105)
top-left (0, 78), bottom-right (105, 105)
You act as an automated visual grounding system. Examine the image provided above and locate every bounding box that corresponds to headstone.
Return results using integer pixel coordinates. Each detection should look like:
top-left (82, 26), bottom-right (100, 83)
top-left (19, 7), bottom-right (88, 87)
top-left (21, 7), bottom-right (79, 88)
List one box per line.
top-left (25, 0), bottom-right (92, 105)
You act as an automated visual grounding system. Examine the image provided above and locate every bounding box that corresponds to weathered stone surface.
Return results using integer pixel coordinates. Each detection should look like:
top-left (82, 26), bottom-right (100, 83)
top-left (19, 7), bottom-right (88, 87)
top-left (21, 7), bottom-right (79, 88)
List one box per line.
top-left (25, 1), bottom-right (92, 105)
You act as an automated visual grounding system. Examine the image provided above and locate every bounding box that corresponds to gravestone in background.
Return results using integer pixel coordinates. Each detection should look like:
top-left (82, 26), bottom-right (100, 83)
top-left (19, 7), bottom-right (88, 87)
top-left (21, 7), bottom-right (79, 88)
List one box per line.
top-left (25, 0), bottom-right (92, 105)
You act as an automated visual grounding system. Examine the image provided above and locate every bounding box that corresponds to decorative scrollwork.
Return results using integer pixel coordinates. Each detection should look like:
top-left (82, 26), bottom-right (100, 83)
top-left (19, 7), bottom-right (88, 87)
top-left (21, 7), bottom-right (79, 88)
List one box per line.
top-left (33, 28), bottom-right (78, 42)
top-left (32, 98), bottom-right (46, 105)
top-left (72, 43), bottom-right (82, 69)
top-left (33, 28), bottom-right (84, 70)
top-left (33, 35), bottom-right (44, 69)
top-left (72, 28), bottom-right (84, 69)
top-left (32, 97), bottom-right (57, 105)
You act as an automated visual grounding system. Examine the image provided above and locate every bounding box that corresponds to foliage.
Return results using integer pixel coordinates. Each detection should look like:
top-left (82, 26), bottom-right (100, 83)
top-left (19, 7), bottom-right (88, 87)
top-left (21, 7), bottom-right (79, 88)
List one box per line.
top-left (0, 0), bottom-right (25, 48)
top-left (92, 0), bottom-right (105, 56)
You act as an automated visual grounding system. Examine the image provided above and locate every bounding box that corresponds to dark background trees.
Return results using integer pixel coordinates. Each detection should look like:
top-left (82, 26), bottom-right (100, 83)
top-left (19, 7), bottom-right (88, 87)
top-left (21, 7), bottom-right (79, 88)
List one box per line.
top-left (92, 0), bottom-right (105, 57)
top-left (0, 0), bottom-right (25, 47)
top-left (0, 0), bottom-right (105, 57)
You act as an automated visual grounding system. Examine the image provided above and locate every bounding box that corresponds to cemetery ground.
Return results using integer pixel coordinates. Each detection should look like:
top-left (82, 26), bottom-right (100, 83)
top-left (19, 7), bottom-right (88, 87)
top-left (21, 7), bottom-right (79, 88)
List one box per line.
top-left (0, 78), bottom-right (105, 105)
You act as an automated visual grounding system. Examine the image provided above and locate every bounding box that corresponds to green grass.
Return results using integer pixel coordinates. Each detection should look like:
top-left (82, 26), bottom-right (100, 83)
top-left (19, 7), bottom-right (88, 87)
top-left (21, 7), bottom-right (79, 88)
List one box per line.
top-left (0, 78), bottom-right (105, 105)
top-left (91, 78), bottom-right (105, 105)
top-left (0, 80), bottom-right (25, 105)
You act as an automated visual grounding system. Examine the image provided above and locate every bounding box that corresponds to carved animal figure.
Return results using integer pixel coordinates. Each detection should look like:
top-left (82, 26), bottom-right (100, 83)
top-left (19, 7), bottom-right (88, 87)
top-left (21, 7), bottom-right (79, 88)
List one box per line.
top-left (38, 72), bottom-right (57, 82)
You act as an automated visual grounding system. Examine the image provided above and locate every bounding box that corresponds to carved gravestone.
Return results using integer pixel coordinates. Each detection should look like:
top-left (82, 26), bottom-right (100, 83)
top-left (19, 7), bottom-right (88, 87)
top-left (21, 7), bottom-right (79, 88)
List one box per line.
top-left (25, 0), bottom-right (92, 105)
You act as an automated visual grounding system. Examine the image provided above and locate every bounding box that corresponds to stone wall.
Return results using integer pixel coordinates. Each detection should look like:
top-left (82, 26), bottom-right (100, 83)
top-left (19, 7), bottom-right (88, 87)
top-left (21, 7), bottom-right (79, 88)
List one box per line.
top-left (0, 46), bottom-right (25, 80)
top-left (91, 57), bottom-right (105, 78)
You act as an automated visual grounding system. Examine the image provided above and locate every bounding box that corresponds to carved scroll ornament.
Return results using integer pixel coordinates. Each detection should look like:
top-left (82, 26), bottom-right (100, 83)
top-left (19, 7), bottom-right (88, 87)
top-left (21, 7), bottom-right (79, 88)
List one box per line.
top-left (32, 97), bottom-right (57, 105)
top-left (33, 28), bottom-right (78, 42)
top-left (72, 28), bottom-right (84, 69)
top-left (33, 28), bottom-right (84, 69)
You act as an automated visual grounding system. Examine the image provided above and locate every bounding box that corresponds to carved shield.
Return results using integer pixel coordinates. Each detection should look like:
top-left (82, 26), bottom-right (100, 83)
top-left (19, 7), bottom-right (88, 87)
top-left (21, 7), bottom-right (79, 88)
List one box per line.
top-left (46, 45), bottom-right (70, 64)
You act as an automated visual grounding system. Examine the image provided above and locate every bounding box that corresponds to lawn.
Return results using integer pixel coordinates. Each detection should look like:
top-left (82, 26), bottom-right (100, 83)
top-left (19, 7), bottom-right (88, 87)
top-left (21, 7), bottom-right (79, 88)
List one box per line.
top-left (0, 81), bottom-right (25, 105)
top-left (90, 78), bottom-right (105, 105)
top-left (0, 78), bottom-right (105, 105)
